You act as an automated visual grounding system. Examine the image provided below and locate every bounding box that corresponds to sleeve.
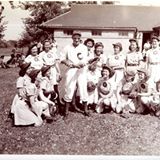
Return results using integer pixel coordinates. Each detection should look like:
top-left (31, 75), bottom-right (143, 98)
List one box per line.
top-left (139, 52), bottom-right (143, 61)
top-left (60, 46), bottom-right (68, 62)
top-left (16, 77), bottom-right (24, 88)
top-left (39, 78), bottom-right (47, 90)
top-left (26, 84), bottom-right (35, 97)
top-left (24, 55), bottom-right (31, 63)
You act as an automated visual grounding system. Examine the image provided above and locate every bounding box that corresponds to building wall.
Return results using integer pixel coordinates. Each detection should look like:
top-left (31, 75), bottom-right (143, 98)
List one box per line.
top-left (53, 30), bottom-right (143, 57)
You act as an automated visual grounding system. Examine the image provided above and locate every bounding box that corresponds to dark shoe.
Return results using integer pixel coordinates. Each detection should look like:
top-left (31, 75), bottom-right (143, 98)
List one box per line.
top-left (45, 116), bottom-right (54, 123)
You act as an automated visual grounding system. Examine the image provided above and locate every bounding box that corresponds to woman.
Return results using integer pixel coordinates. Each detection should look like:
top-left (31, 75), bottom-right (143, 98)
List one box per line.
top-left (38, 65), bottom-right (57, 116)
top-left (125, 38), bottom-right (143, 82)
top-left (146, 36), bottom-right (160, 89)
top-left (96, 65), bottom-right (116, 113)
top-left (25, 44), bottom-right (43, 70)
top-left (39, 40), bottom-right (61, 106)
top-left (93, 42), bottom-right (107, 77)
top-left (107, 42), bottom-right (125, 89)
top-left (84, 38), bottom-right (95, 60)
top-left (11, 65), bottom-right (52, 126)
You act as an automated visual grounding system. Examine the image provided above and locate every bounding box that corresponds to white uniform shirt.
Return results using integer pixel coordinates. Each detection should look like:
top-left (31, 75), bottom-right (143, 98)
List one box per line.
top-left (107, 53), bottom-right (126, 69)
top-left (146, 48), bottom-right (160, 64)
top-left (39, 50), bottom-right (58, 66)
top-left (61, 43), bottom-right (88, 65)
top-left (25, 55), bottom-right (43, 70)
top-left (126, 51), bottom-right (143, 65)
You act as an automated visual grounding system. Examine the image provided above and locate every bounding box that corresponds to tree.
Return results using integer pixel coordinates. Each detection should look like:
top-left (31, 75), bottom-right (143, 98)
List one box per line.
top-left (11, 1), bottom-right (69, 47)
top-left (0, 1), bottom-right (7, 47)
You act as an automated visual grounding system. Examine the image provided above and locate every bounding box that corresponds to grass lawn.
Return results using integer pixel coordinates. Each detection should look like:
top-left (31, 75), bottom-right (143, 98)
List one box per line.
top-left (0, 57), bottom-right (160, 154)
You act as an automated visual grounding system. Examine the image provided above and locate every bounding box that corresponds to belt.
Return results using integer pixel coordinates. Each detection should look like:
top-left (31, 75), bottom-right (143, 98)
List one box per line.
top-left (127, 64), bottom-right (138, 66)
top-left (150, 62), bottom-right (160, 65)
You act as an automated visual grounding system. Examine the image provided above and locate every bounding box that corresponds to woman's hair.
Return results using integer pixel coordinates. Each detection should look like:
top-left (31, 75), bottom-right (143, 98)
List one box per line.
top-left (42, 39), bottom-right (51, 51)
top-left (19, 68), bottom-right (27, 77)
top-left (84, 38), bottom-right (95, 47)
top-left (129, 41), bottom-right (140, 52)
top-left (26, 44), bottom-right (38, 57)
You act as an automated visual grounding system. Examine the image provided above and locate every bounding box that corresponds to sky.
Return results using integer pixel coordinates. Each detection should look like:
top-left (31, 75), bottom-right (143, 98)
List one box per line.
top-left (2, 0), bottom-right (160, 41)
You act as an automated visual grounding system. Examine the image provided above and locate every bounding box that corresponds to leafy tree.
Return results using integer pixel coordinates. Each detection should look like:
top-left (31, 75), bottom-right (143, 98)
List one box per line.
top-left (10, 1), bottom-right (69, 46)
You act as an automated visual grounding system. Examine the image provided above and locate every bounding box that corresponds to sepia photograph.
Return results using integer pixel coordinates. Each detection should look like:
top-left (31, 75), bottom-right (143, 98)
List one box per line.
top-left (1, 0), bottom-right (160, 158)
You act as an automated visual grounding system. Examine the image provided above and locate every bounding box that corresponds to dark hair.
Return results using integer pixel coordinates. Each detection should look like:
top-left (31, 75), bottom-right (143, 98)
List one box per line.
top-left (42, 40), bottom-right (51, 51)
top-left (26, 44), bottom-right (38, 57)
top-left (84, 38), bottom-right (95, 47)
top-left (129, 41), bottom-right (140, 52)
top-left (19, 68), bottom-right (27, 77)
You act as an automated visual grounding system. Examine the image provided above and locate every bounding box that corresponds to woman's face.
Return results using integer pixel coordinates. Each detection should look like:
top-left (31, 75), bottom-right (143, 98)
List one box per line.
top-left (86, 41), bottom-right (94, 50)
top-left (130, 42), bottom-right (137, 52)
top-left (31, 46), bottom-right (38, 56)
top-left (95, 46), bottom-right (103, 56)
top-left (44, 42), bottom-right (51, 52)
top-left (138, 72), bottom-right (145, 81)
top-left (102, 69), bottom-right (110, 78)
top-left (114, 46), bottom-right (120, 54)
top-left (45, 68), bottom-right (51, 78)
top-left (152, 39), bottom-right (159, 49)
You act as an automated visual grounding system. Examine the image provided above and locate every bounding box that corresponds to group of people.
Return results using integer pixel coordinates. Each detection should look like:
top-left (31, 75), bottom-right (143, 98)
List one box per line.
top-left (10, 30), bottom-right (160, 127)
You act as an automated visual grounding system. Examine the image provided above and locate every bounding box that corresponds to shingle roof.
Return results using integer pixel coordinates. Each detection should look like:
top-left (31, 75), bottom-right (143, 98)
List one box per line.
top-left (40, 4), bottom-right (160, 31)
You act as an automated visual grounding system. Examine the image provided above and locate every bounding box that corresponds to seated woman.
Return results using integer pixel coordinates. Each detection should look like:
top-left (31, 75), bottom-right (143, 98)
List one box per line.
top-left (38, 65), bottom-right (57, 116)
top-left (11, 63), bottom-right (53, 127)
top-left (95, 65), bottom-right (116, 113)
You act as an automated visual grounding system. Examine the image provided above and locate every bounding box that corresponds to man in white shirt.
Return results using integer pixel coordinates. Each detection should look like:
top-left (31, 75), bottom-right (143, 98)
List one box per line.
top-left (61, 31), bottom-right (89, 119)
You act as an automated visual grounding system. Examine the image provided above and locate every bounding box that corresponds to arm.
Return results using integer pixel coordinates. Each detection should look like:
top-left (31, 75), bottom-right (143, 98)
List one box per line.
top-left (39, 89), bottom-right (55, 105)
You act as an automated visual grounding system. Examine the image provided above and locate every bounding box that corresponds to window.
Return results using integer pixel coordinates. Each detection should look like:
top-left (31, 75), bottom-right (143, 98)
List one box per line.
top-left (118, 31), bottom-right (129, 36)
top-left (91, 30), bottom-right (102, 36)
top-left (63, 30), bottom-right (73, 35)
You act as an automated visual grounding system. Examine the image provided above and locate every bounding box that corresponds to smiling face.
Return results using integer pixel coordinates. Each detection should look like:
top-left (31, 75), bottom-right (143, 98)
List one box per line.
top-left (113, 46), bottom-right (121, 54)
top-left (101, 68), bottom-right (110, 78)
top-left (152, 39), bottom-right (159, 49)
top-left (44, 41), bottom-right (51, 52)
top-left (72, 34), bottom-right (81, 47)
top-left (86, 41), bottom-right (94, 50)
top-left (138, 71), bottom-right (145, 81)
top-left (130, 41), bottom-right (137, 52)
top-left (95, 46), bottom-right (103, 56)
top-left (31, 46), bottom-right (38, 56)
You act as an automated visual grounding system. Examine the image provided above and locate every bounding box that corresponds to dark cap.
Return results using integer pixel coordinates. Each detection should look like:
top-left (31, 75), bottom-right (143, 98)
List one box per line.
top-left (151, 35), bottom-right (160, 41)
top-left (113, 42), bottom-right (122, 51)
top-left (95, 42), bottom-right (104, 48)
top-left (129, 38), bottom-right (138, 43)
top-left (28, 69), bottom-right (41, 79)
top-left (102, 64), bottom-right (115, 78)
top-left (41, 65), bottom-right (51, 76)
top-left (72, 30), bottom-right (81, 36)
top-left (19, 62), bottom-right (31, 70)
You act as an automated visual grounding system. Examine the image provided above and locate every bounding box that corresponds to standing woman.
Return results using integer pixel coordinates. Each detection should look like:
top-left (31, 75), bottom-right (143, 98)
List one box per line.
top-left (107, 42), bottom-right (125, 88)
top-left (84, 38), bottom-right (95, 60)
top-left (93, 42), bottom-right (107, 77)
top-left (146, 36), bottom-right (160, 89)
top-left (25, 44), bottom-right (44, 70)
top-left (39, 40), bottom-right (61, 106)
top-left (125, 38), bottom-right (143, 82)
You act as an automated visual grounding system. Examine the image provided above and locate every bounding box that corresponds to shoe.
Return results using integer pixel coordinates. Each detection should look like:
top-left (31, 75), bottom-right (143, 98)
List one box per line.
top-left (45, 116), bottom-right (53, 123)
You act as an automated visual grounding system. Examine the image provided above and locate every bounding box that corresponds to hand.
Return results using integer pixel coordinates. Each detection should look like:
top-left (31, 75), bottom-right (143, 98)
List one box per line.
top-left (56, 74), bottom-right (62, 82)
top-left (18, 88), bottom-right (26, 98)
top-left (78, 63), bottom-right (85, 68)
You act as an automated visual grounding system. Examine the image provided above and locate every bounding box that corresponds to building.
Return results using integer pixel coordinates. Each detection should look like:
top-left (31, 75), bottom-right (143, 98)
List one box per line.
top-left (40, 4), bottom-right (160, 54)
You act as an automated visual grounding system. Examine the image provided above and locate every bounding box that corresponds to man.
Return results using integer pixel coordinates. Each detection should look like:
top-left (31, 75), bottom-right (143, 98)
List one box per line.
top-left (61, 30), bottom-right (89, 119)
